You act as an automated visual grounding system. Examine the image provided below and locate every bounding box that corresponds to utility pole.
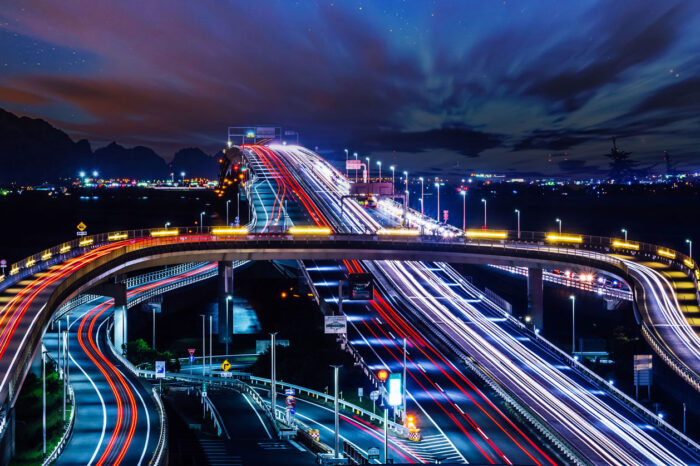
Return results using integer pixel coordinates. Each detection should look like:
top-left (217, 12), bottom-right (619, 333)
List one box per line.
top-left (201, 314), bottom-right (206, 376)
top-left (152, 306), bottom-right (156, 351)
top-left (435, 183), bottom-right (441, 222)
top-left (402, 338), bottom-right (407, 424)
top-left (482, 199), bottom-right (487, 229)
top-left (461, 191), bottom-right (466, 230)
top-left (271, 333), bottom-right (277, 424)
top-left (332, 365), bottom-right (341, 458)
top-left (515, 209), bottom-right (521, 239)
top-left (209, 315), bottom-right (213, 372)
top-left (226, 200), bottom-right (231, 225)
top-left (62, 331), bottom-right (67, 422)
top-left (384, 407), bottom-right (389, 464)
top-left (419, 177), bottom-right (424, 215)
top-left (236, 192), bottom-right (240, 224)
top-left (570, 295), bottom-right (576, 354)
top-left (42, 348), bottom-right (46, 457)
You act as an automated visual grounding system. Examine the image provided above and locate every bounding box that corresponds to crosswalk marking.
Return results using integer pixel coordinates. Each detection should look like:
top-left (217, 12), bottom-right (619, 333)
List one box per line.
top-left (394, 434), bottom-right (467, 464)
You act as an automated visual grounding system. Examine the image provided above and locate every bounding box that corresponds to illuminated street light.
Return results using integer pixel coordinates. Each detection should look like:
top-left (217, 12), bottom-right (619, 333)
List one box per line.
top-left (460, 190), bottom-right (467, 230)
top-left (200, 211), bottom-right (205, 233)
top-left (377, 161), bottom-right (382, 181)
top-left (365, 157), bottom-right (371, 181)
top-left (403, 171), bottom-right (408, 208)
top-left (419, 177), bottom-right (424, 215)
top-left (435, 182), bottom-right (441, 222)
top-left (344, 148), bottom-right (349, 177)
top-left (390, 165), bottom-right (396, 195)
top-left (92, 170), bottom-right (99, 178)
top-left (481, 198), bottom-right (487, 229)
top-left (165, 221), bottom-right (171, 229)
top-left (515, 209), bottom-right (521, 239)
top-left (621, 228), bottom-right (627, 241)
top-left (687, 239), bottom-right (693, 259)
top-left (79, 171), bottom-right (86, 178)
top-left (556, 218), bottom-right (562, 234)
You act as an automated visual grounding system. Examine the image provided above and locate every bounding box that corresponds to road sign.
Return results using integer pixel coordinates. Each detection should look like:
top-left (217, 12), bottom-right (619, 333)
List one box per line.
top-left (0, 259), bottom-right (6, 267)
top-left (188, 355), bottom-right (195, 363)
top-left (76, 222), bottom-right (87, 232)
top-left (324, 315), bottom-right (347, 334)
top-left (358, 387), bottom-right (363, 400)
top-left (388, 373), bottom-right (402, 406)
top-left (443, 210), bottom-right (449, 222)
top-left (256, 127), bottom-right (276, 138)
top-left (285, 388), bottom-right (295, 396)
top-left (286, 395), bottom-right (296, 407)
top-left (155, 361), bottom-right (165, 378)
top-left (368, 447), bottom-right (380, 460)
top-left (369, 390), bottom-right (380, 402)
top-left (220, 360), bottom-right (231, 372)
top-left (346, 159), bottom-right (362, 170)
top-left (290, 407), bottom-right (296, 415)
top-left (188, 348), bottom-right (196, 356)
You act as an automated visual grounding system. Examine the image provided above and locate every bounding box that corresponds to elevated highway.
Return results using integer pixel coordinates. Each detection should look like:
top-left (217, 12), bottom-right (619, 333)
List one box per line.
top-left (0, 144), bottom-right (699, 463)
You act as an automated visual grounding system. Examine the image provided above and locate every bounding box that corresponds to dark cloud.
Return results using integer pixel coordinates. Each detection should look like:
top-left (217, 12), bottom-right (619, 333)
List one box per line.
top-left (513, 130), bottom-right (590, 152)
top-left (360, 126), bottom-right (503, 158)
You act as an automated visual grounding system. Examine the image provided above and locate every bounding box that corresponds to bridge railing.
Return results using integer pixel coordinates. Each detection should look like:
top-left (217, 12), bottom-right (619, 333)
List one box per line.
top-left (2, 225), bottom-right (696, 296)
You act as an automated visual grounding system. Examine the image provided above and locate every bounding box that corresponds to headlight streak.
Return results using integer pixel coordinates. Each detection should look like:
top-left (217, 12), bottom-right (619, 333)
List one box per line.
top-left (380, 259), bottom-right (686, 465)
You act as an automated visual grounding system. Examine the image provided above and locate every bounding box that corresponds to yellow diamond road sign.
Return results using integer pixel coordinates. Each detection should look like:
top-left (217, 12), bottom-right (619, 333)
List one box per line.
top-left (221, 360), bottom-right (231, 372)
top-left (77, 222), bottom-right (87, 232)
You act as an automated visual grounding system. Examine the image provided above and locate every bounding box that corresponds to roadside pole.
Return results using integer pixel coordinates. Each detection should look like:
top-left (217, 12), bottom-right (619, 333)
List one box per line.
top-left (402, 338), bottom-right (407, 424)
top-left (42, 348), bottom-right (46, 457)
top-left (271, 333), bottom-right (277, 425)
top-left (332, 365), bottom-right (341, 458)
top-left (384, 408), bottom-right (389, 464)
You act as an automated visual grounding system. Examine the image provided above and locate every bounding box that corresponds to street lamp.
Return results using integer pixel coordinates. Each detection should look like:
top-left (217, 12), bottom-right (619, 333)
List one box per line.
top-left (353, 153), bottom-right (358, 182)
top-left (79, 171), bottom-right (86, 178)
top-left (226, 200), bottom-right (231, 225)
top-left (481, 199), bottom-right (487, 229)
top-left (403, 171), bottom-right (408, 208)
top-left (570, 295), bottom-right (576, 354)
top-left (621, 228), bottom-right (627, 241)
top-left (686, 239), bottom-right (693, 259)
top-left (514, 209), bottom-right (520, 239)
top-left (365, 157), bottom-right (371, 182)
top-left (390, 166), bottom-right (396, 195)
top-left (226, 295), bottom-right (233, 355)
top-left (435, 183), bottom-right (441, 222)
top-left (556, 218), bottom-right (562, 234)
top-left (419, 177), bottom-right (424, 215)
top-left (92, 170), bottom-right (99, 178)
top-left (344, 148), bottom-right (349, 177)
top-left (460, 190), bottom-right (467, 230)
top-left (377, 161), bottom-right (382, 182)
top-left (200, 211), bottom-right (205, 233)
top-left (165, 221), bottom-right (171, 229)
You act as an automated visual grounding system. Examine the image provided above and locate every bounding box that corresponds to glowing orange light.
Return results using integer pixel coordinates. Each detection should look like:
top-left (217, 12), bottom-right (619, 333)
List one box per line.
top-left (377, 369), bottom-right (389, 381)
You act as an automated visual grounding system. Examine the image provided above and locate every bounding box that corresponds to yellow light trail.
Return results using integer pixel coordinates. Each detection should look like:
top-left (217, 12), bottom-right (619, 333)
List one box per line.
top-left (546, 234), bottom-right (583, 243)
top-left (465, 230), bottom-right (508, 239)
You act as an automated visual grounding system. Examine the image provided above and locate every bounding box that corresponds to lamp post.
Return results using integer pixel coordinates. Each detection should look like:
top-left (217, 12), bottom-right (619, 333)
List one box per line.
top-left (621, 228), bottom-right (627, 241)
top-left (165, 221), bottom-right (171, 230)
top-left (481, 199), bottom-right (487, 229)
top-left (556, 218), bottom-right (562, 234)
top-left (377, 161), bottom-right (382, 182)
top-left (435, 182), bottom-right (441, 222)
top-left (344, 148), bottom-right (348, 178)
top-left (209, 316), bottom-right (213, 371)
top-left (331, 365), bottom-right (342, 458)
top-left (200, 314), bottom-right (206, 376)
top-left (226, 200), bottom-right (231, 225)
top-left (270, 332), bottom-right (278, 423)
top-left (353, 152), bottom-right (358, 182)
top-left (365, 157), bottom-right (371, 182)
top-left (460, 190), bottom-right (467, 230)
top-left (570, 295), bottom-right (576, 354)
top-left (226, 296), bottom-right (233, 355)
top-left (390, 166), bottom-right (396, 195)
top-left (515, 209), bottom-right (521, 239)
top-left (200, 211), bottom-right (205, 233)
top-left (403, 171), bottom-right (409, 209)
top-left (419, 177), bottom-right (424, 215)
top-left (686, 239), bottom-right (693, 259)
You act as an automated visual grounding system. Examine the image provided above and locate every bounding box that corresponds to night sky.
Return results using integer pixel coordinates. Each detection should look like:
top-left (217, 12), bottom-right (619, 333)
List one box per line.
top-left (1, 1), bottom-right (699, 176)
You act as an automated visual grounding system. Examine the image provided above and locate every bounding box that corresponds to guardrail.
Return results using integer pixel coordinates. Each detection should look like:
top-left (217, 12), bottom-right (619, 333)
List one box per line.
top-left (150, 387), bottom-right (168, 466)
top-left (1, 224), bottom-right (696, 296)
top-left (42, 351), bottom-right (75, 465)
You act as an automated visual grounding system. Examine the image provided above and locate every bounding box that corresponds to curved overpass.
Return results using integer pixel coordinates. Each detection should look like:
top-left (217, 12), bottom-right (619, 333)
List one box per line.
top-left (1, 226), bottom-right (699, 414)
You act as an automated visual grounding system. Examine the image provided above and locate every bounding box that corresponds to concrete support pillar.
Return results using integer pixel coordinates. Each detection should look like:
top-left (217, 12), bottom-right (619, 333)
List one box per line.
top-left (113, 305), bottom-right (127, 353)
top-left (527, 267), bottom-right (544, 331)
top-left (218, 262), bottom-right (233, 344)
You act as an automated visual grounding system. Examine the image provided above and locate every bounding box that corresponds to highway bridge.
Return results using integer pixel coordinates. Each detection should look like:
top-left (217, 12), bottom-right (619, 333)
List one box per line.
top-left (1, 143), bottom-right (700, 464)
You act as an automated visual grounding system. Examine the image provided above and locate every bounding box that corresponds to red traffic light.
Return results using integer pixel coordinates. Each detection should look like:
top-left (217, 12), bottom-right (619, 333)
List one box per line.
top-left (377, 369), bottom-right (389, 381)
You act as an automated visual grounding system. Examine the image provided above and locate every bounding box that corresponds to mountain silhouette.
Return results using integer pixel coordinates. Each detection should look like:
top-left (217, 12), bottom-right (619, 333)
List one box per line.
top-left (0, 108), bottom-right (218, 184)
